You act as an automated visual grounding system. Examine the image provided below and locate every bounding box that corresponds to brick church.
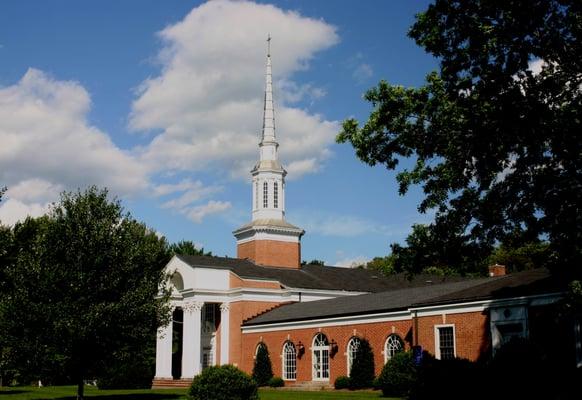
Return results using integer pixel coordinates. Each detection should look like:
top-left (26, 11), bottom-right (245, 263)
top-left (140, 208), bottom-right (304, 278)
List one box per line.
top-left (151, 43), bottom-right (578, 388)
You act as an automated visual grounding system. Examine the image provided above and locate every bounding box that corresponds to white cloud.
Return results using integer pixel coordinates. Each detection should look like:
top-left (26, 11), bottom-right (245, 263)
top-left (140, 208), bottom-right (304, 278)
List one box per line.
top-left (293, 211), bottom-right (392, 237)
top-left (0, 69), bottom-right (149, 224)
top-left (186, 200), bottom-right (232, 223)
top-left (130, 0), bottom-right (339, 180)
top-left (334, 256), bottom-right (369, 268)
top-left (528, 59), bottom-right (546, 76)
top-left (0, 198), bottom-right (50, 226)
top-left (352, 63), bottom-right (373, 83)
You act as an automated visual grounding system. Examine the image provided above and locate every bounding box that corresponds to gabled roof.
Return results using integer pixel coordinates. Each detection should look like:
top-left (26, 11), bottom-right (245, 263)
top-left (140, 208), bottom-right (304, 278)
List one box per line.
top-left (243, 269), bottom-right (562, 326)
top-left (174, 254), bottom-right (476, 293)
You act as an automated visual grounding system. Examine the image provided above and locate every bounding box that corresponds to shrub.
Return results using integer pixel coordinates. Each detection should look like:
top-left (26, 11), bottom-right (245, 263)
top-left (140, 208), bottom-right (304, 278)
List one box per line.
top-left (334, 375), bottom-right (350, 390)
top-left (268, 376), bottom-right (284, 387)
top-left (349, 338), bottom-right (375, 389)
top-left (377, 350), bottom-right (417, 397)
top-left (410, 357), bottom-right (482, 400)
top-left (486, 338), bottom-right (551, 400)
top-left (187, 365), bottom-right (258, 400)
top-left (252, 343), bottom-right (273, 386)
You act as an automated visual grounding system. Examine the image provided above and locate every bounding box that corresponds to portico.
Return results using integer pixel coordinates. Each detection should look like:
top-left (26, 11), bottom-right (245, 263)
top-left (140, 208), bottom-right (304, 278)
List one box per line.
top-left (154, 300), bottom-right (231, 382)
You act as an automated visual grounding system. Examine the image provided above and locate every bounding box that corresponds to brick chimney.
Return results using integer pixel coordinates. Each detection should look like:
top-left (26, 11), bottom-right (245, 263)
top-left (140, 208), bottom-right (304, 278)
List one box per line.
top-left (488, 264), bottom-right (506, 277)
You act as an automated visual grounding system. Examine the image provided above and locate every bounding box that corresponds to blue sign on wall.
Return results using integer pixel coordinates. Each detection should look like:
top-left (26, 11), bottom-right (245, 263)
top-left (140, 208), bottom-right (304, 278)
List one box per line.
top-left (412, 345), bottom-right (423, 366)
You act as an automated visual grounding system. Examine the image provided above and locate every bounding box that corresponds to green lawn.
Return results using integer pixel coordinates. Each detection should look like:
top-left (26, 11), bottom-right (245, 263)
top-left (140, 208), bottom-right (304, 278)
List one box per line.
top-left (0, 386), bottom-right (395, 400)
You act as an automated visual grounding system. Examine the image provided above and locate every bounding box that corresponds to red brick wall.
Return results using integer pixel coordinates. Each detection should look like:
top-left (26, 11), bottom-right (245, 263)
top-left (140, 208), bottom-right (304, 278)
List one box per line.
top-left (229, 272), bottom-right (281, 289)
top-left (237, 240), bottom-right (301, 269)
top-left (228, 301), bottom-right (285, 367)
top-left (240, 319), bottom-right (413, 383)
top-left (415, 311), bottom-right (490, 360)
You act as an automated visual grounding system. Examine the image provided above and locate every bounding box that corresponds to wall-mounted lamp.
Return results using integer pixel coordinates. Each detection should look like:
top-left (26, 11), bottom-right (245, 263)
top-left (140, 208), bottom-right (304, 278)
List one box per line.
top-left (330, 339), bottom-right (338, 357)
top-left (296, 341), bottom-right (305, 358)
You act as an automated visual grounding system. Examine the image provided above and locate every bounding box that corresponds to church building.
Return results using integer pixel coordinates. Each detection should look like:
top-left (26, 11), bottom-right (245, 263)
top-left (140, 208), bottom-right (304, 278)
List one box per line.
top-left (152, 42), bottom-right (577, 389)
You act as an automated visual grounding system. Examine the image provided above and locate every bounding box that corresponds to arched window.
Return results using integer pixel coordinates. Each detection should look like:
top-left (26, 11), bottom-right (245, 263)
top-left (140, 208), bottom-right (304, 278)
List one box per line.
top-left (263, 182), bottom-right (268, 208)
top-left (274, 182), bottom-right (279, 208)
top-left (312, 333), bottom-right (329, 380)
top-left (170, 271), bottom-right (184, 291)
top-left (384, 334), bottom-right (404, 363)
top-left (282, 341), bottom-right (296, 380)
top-left (255, 342), bottom-right (266, 358)
top-left (346, 337), bottom-right (361, 376)
top-left (255, 181), bottom-right (258, 209)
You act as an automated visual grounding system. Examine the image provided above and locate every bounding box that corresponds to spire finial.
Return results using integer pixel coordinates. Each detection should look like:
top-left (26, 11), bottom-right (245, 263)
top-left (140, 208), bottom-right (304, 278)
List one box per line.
top-left (261, 35), bottom-right (275, 144)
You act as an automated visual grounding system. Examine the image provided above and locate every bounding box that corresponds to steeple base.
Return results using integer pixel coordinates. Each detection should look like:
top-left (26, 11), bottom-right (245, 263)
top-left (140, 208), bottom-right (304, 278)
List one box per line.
top-left (233, 219), bottom-right (305, 269)
top-left (237, 239), bottom-right (301, 269)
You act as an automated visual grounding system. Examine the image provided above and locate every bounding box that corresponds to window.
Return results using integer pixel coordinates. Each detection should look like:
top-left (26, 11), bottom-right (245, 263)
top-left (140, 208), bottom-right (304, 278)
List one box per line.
top-left (346, 337), bottom-right (361, 376)
top-left (255, 342), bottom-right (266, 358)
top-left (254, 181), bottom-right (258, 209)
top-left (384, 334), bottom-right (404, 363)
top-left (274, 182), bottom-right (278, 208)
top-left (435, 325), bottom-right (455, 360)
top-left (263, 182), bottom-right (268, 208)
top-left (282, 341), bottom-right (297, 380)
top-left (312, 333), bottom-right (329, 380)
top-left (202, 304), bottom-right (215, 334)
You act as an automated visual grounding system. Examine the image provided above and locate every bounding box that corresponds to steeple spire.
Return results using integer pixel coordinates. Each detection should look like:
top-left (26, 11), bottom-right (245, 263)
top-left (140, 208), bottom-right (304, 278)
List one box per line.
top-left (262, 34), bottom-right (276, 143)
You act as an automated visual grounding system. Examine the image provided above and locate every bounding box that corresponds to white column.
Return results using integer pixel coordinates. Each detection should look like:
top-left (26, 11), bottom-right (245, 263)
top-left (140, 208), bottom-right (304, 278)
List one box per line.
top-left (182, 301), bottom-right (203, 379)
top-left (155, 312), bottom-right (173, 379)
top-left (220, 303), bottom-right (230, 365)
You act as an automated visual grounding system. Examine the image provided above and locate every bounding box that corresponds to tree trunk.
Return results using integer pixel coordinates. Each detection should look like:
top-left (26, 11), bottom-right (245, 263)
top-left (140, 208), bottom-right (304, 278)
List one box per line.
top-left (77, 379), bottom-right (84, 400)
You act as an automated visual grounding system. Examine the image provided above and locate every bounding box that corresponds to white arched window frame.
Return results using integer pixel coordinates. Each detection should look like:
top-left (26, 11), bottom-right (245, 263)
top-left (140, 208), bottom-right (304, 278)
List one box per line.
top-left (282, 341), bottom-right (297, 380)
top-left (346, 337), bottom-right (361, 377)
top-left (255, 342), bottom-right (266, 359)
top-left (312, 333), bottom-right (330, 381)
top-left (384, 334), bottom-right (404, 363)
top-left (263, 182), bottom-right (268, 208)
top-left (274, 182), bottom-right (279, 208)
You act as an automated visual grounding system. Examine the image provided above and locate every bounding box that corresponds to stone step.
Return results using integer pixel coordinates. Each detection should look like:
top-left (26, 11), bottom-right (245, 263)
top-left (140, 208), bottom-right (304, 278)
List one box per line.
top-left (151, 378), bottom-right (192, 389)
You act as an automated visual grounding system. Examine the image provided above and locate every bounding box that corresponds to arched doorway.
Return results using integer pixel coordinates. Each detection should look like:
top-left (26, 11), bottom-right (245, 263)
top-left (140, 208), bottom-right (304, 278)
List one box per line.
top-left (312, 333), bottom-right (329, 381)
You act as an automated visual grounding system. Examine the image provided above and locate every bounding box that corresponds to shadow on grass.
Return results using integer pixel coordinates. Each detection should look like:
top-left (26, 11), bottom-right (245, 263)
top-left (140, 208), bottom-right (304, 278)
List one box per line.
top-left (0, 391), bottom-right (31, 396)
top-left (53, 395), bottom-right (183, 400)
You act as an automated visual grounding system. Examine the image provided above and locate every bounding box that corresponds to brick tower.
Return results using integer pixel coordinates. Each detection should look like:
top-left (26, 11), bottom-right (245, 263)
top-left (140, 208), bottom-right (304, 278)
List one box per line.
top-left (233, 36), bottom-right (304, 268)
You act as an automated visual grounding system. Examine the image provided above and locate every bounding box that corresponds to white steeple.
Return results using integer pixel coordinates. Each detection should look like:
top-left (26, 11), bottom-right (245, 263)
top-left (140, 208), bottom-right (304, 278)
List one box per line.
top-left (251, 35), bottom-right (287, 221)
top-left (233, 36), bottom-right (304, 269)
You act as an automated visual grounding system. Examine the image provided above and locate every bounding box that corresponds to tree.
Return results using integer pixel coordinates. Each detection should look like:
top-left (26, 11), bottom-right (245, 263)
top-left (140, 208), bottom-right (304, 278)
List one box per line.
top-left (349, 338), bottom-right (375, 389)
top-left (169, 240), bottom-right (212, 257)
top-left (365, 255), bottom-right (396, 276)
top-left (0, 187), bottom-right (171, 398)
top-left (252, 343), bottom-right (273, 386)
top-left (338, 0), bottom-right (582, 278)
top-left (302, 259), bottom-right (325, 266)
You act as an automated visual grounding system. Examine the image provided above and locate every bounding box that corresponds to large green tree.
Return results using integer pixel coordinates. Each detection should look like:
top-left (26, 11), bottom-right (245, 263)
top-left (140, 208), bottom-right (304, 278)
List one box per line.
top-left (169, 240), bottom-right (212, 257)
top-left (338, 0), bottom-right (582, 277)
top-left (0, 187), bottom-right (171, 398)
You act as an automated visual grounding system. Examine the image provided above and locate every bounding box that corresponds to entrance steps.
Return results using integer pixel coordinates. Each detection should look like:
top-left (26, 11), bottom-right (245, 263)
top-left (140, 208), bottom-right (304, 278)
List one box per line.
top-left (282, 381), bottom-right (333, 391)
top-left (151, 378), bottom-right (192, 389)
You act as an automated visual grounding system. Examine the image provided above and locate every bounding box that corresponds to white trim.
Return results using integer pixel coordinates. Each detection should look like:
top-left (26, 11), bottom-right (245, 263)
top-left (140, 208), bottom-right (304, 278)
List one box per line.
top-left (312, 333), bottom-right (330, 381)
top-left (434, 324), bottom-right (456, 360)
top-left (242, 310), bottom-right (412, 333)
top-left (410, 292), bottom-right (563, 317)
top-left (281, 341), bottom-right (297, 381)
top-left (346, 337), bottom-right (360, 377)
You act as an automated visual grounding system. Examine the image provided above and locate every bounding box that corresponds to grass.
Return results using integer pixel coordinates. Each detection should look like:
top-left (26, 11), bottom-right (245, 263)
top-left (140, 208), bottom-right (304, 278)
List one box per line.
top-left (0, 386), bottom-right (395, 400)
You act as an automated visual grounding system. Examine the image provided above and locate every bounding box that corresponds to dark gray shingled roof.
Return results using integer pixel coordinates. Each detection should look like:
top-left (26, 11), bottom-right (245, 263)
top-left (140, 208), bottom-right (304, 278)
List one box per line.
top-left (243, 269), bottom-right (562, 326)
top-left (175, 254), bottom-right (476, 293)
top-left (411, 268), bottom-right (562, 307)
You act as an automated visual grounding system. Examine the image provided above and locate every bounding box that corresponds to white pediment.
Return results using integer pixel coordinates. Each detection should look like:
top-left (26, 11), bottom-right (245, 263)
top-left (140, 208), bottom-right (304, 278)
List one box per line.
top-left (165, 256), bottom-right (230, 292)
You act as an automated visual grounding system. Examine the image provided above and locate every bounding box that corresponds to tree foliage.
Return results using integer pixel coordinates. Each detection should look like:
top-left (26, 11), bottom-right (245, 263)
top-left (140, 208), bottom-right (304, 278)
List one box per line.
top-left (188, 365), bottom-right (258, 400)
top-left (169, 240), bottom-right (212, 257)
top-left (251, 343), bottom-right (273, 387)
top-left (349, 338), bottom-right (375, 389)
top-left (0, 187), bottom-right (171, 398)
top-left (338, 0), bottom-right (582, 278)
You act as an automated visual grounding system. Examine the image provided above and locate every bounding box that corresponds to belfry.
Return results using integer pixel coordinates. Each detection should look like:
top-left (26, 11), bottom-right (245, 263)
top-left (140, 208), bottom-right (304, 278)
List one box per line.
top-left (233, 36), bottom-right (304, 269)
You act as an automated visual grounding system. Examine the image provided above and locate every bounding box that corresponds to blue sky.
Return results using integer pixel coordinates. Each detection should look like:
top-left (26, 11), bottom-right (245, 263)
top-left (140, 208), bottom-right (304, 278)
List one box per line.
top-left (0, 0), bottom-right (437, 266)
